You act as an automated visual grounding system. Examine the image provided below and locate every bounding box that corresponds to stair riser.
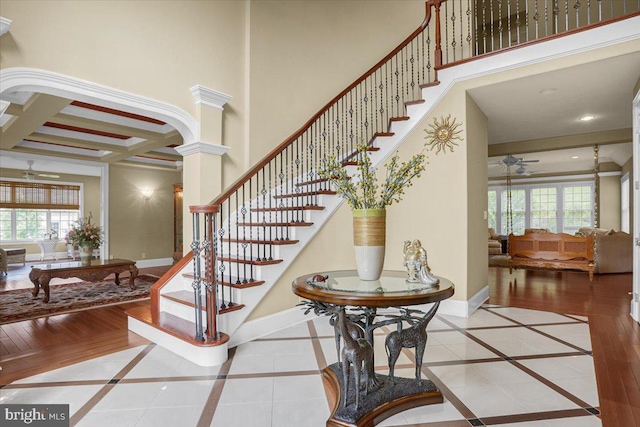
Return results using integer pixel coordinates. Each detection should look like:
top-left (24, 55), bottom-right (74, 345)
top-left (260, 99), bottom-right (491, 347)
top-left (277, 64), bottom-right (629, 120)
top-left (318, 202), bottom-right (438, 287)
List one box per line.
top-left (128, 317), bottom-right (228, 367)
top-left (160, 295), bottom-right (241, 324)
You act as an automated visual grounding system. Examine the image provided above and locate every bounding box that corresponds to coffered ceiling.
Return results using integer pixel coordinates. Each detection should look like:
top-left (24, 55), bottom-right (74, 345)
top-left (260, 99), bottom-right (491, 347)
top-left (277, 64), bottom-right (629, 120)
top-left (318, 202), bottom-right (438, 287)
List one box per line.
top-left (0, 92), bottom-right (183, 173)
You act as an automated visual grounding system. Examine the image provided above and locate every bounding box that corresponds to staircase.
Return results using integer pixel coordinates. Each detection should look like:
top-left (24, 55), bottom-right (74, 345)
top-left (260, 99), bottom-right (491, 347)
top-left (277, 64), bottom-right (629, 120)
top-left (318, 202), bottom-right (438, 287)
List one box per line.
top-left (127, 1), bottom-right (640, 366)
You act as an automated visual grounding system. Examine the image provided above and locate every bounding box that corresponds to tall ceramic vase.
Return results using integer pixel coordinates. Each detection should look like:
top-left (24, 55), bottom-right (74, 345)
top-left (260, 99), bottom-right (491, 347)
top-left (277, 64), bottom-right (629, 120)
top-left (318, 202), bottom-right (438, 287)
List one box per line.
top-left (78, 244), bottom-right (94, 266)
top-left (353, 209), bottom-right (386, 281)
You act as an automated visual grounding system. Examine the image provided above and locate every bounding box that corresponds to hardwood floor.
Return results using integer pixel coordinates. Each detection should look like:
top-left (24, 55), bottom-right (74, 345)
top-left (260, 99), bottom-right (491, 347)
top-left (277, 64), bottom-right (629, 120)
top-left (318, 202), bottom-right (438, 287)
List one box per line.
top-left (489, 267), bottom-right (640, 427)
top-left (1, 265), bottom-right (638, 427)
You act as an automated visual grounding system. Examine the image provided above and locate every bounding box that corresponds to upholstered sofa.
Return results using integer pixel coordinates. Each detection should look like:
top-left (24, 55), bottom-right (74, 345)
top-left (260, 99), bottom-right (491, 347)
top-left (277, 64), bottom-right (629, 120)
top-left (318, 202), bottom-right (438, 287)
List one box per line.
top-left (488, 228), bottom-right (502, 255)
top-left (576, 227), bottom-right (632, 274)
top-left (0, 247), bottom-right (27, 275)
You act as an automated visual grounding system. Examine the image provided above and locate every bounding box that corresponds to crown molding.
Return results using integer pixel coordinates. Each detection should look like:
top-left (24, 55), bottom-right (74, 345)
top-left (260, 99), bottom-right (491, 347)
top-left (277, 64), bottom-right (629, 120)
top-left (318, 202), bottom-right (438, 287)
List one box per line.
top-left (176, 141), bottom-right (229, 157)
top-left (0, 17), bottom-right (12, 36)
top-left (190, 85), bottom-right (232, 111)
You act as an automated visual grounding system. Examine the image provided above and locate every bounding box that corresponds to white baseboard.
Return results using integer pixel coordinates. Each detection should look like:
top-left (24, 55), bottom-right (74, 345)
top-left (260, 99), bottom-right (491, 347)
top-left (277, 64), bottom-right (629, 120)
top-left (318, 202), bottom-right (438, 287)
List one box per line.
top-left (438, 285), bottom-right (489, 318)
top-left (228, 306), bottom-right (319, 348)
top-left (135, 258), bottom-right (173, 268)
top-left (632, 298), bottom-right (640, 323)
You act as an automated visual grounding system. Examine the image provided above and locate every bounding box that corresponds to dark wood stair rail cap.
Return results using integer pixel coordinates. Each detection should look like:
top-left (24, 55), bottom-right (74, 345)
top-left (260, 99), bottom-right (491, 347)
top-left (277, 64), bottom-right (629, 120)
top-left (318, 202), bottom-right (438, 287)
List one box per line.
top-left (209, 0), bottom-right (439, 209)
top-left (189, 205), bottom-right (219, 214)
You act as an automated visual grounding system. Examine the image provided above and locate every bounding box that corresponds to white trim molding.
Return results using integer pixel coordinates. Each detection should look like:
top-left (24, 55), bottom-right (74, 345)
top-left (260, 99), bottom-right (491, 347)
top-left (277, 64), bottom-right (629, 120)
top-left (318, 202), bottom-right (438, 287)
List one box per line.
top-left (176, 141), bottom-right (230, 157)
top-left (228, 306), bottom-right (319, 348)
top-left (437, 285), bottom-right (489, 318)
top-left (0, 67), bottom-right (199, 145)
top-left (190, 85), bottom-right (232, 111)
top-left (0, 17), bottom-right (12, 36)
top-left (598, 171), bottom-right (623, 177)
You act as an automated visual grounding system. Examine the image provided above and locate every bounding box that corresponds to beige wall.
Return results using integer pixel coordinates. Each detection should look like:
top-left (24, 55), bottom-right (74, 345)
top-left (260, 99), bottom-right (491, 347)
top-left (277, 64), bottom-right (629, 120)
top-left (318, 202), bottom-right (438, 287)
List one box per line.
top-left (247, 1), bottom-right (425, 165)
top-left (0, 0), bottom-right (248, 191)
top-left (108, 164), bottom-right (181, 260)
top-left (0, 168), bottom-right (101, 256)
top-left (466, 93), bottom-right (489, 299)
top-left (599, 174), bottom-right (622, 230)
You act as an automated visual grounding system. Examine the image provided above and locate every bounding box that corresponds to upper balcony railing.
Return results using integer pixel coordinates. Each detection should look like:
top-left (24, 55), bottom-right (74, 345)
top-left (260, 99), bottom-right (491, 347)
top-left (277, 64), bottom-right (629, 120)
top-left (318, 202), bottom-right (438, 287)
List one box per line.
top-left (437, 0), bottom-right (640, 67)
top-left (184, 0), bottom-right (639, 343)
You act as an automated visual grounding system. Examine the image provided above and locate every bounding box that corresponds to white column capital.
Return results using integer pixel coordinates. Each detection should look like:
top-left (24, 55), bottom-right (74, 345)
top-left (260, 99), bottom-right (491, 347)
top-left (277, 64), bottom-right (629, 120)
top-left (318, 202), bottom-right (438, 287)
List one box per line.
top-left (176, 141), bottom-right (229, 157)
top-left (0, 17), bottom-right (12, 36)
top-left (189, 85), bottom-right (232, 111)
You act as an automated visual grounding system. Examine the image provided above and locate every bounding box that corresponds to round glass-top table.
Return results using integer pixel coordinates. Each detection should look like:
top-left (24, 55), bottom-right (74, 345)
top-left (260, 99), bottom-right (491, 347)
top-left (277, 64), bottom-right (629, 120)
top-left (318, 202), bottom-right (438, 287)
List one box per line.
top-left (292, 270), bottom-right (455, 427)
top-left (292, 269), bottom-right (454, 308)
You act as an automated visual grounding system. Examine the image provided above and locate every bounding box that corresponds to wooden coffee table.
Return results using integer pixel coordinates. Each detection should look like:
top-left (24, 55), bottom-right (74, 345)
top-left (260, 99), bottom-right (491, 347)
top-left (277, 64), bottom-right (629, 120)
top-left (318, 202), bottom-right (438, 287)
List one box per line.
top-left (29, 259), bottom-right (139, 303)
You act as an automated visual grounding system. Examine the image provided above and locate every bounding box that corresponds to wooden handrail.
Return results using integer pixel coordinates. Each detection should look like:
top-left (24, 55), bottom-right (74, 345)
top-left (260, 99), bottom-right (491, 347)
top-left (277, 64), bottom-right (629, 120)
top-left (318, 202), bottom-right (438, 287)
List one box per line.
top-left (210, 0), bottom-right (439, 207)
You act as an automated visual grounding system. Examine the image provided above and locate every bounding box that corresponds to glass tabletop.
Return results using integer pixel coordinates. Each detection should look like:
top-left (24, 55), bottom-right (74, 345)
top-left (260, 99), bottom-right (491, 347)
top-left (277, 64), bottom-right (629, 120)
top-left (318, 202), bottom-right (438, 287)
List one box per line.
top-left (306, 270), bottom-right (443, 294)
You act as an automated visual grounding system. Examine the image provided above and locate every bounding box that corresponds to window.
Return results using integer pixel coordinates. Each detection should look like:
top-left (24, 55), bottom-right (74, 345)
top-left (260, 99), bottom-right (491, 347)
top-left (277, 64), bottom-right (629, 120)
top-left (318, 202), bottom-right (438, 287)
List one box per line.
top-left (621, 173), bottom-right (630, 233)
top-left (530, 187), bottom-right (557, 232)
top-left (489, 181), bottom-right (593, 235)
top-left (488, 190), bottom-right (497, 230)
top-left (0, 180), bottom-right (81, 242)
top-left (563, 185), bottom-right (593, 234)
top-left (501, 188), bottom-right (525, 235)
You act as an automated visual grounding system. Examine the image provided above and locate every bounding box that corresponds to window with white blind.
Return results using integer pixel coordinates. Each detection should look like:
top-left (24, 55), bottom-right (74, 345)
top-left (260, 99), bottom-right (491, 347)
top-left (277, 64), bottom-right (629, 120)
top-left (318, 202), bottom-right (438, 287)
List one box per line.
top-left (0, 181), bottom-right (81, 242)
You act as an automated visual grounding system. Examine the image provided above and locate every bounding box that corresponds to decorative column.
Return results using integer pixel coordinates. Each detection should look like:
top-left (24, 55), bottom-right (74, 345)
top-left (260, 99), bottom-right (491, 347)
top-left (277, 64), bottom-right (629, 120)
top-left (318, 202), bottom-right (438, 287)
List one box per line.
top-left (176, 86), bottom-right (232, 254)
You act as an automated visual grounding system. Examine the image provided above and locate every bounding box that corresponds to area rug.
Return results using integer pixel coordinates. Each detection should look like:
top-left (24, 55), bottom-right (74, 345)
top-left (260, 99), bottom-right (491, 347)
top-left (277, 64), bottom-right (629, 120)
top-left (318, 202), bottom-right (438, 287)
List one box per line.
top-left (0, 275), bottom-right (158, 324)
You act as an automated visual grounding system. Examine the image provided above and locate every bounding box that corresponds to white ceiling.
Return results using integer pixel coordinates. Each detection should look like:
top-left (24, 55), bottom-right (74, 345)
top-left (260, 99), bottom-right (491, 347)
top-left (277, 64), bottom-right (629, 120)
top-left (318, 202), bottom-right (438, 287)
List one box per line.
top-left (469, 51), bottom-right (640, 144)
top-left (470, 51), bottom-right (640, 178)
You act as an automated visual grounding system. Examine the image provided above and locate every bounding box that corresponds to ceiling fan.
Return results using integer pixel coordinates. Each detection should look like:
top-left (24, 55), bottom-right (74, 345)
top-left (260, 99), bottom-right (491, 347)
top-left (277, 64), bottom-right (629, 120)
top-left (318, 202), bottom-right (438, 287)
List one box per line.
top-left (22, 160), bottom-right (60, 180)
top-left (491, 154), bottom-right (540, 170)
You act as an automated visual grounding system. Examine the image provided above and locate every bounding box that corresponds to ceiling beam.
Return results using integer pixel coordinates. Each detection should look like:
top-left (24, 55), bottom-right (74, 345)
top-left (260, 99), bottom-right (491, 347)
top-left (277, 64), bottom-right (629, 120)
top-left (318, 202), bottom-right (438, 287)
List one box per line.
top-left (26, 132), bottom-right (126, 153)
top-left (488, 128), bottom-right (632, 157)
top-left (0, 94), bottom-right (72, 150)
top-left (50, 113), bottom-right (168, 140)
top-left (100, 131), bottom-right (182, 162)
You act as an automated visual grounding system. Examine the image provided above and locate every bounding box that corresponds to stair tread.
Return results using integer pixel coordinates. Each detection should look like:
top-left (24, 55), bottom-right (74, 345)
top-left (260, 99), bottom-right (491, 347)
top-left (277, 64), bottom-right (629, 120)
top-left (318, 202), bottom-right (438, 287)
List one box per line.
top-left (251, 205), bottom-right (325, 211)
top-left (162, 290), bottom-right (245, 314)
top-left (390, 116), bottom-right (410, 122)
top-left (219, 256), bottom-right (284, 265)
top-left (222, 238), bottom-right (299, 245)
top-left (236, 221), bottom-right (313, 227)
top-left (419, 80), bottom-right (440, 89)
top-left (405, 99), bottom-right (425, 106)
top-left (273, 190), bottom-right (336, 198)
top-left (126, 306), bottom-right (229, 347)
top-left (182, 273), bottom-right (265, 289)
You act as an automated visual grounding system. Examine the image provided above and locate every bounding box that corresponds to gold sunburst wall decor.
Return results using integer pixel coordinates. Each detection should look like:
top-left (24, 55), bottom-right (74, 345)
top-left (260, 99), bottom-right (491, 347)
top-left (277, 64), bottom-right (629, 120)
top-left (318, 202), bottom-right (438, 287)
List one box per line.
top-left (423, 114), bottom-right (463, 154)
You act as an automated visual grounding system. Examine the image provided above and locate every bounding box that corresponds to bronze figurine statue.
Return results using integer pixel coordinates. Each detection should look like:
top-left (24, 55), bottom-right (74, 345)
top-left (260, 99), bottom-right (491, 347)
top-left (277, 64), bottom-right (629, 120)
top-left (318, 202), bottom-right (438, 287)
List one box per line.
top-left (385, 301), bottom-right (440, 384)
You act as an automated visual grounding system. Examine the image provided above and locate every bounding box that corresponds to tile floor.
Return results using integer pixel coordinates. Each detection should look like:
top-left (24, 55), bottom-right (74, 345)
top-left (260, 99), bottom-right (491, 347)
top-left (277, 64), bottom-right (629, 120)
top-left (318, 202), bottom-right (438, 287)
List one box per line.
top-left (0, 304), bottom-right (600, 427)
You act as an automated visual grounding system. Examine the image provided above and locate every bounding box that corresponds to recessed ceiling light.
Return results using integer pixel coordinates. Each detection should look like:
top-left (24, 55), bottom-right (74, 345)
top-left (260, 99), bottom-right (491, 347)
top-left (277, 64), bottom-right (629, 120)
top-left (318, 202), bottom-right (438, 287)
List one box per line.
top-left (579, 115), bottom-right (595, 122)
top-left (572, 156), bottom-right (579, 159)
top-left (539, 88), bottom-right (557, 95)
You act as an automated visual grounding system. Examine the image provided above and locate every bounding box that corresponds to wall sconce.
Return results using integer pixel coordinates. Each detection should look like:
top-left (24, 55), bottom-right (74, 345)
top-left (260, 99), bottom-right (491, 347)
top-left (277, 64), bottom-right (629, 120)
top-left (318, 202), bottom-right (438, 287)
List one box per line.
top-left (140, 188), bottom-right (154, 199)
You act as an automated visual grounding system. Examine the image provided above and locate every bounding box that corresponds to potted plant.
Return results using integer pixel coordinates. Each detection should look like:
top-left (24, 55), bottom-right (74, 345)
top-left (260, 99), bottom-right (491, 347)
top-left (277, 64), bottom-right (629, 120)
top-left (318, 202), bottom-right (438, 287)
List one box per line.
top-left (65, 213), bottom-right (103, 266)
top-left (319, 144), bottom-right (426, 280)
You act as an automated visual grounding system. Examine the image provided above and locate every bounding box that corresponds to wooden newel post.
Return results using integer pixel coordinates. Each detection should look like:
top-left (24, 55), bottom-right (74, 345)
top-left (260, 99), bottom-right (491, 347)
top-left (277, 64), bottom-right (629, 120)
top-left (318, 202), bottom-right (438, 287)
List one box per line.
top-left (189, 204), bottom-right (222, 342)
top-left (431, 0), bottom-right (444, 70)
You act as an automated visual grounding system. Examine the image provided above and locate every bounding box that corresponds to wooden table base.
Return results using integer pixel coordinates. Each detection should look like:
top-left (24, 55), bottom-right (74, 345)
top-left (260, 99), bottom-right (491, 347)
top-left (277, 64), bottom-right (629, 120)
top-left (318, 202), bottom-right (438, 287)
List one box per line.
top-left (322, 363), bottom-right (443, 427)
